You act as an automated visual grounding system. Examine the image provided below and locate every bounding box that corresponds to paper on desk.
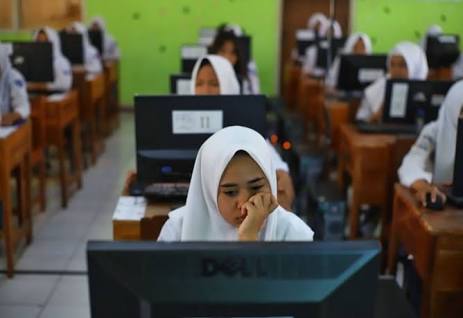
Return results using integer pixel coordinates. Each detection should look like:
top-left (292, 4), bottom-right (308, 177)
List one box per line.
top-left (113, 196), bottom-right (147, 221)
top-left (0, 126), bottom-right (17, 139)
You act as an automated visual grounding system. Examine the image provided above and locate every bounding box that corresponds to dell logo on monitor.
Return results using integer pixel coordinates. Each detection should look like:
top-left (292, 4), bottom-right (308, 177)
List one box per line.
top-left (201, 257), bottom-right (268, 278)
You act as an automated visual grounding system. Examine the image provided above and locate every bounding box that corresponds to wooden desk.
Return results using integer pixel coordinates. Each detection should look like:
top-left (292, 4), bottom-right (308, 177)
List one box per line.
top-left (45, 91), bottom-right (83, 208)
top-left (337, 124), bottom-right (416, 242)
top-left (387, 185), bottom-right (463, 318)
top-left (0, 121), bottom-right (33, 278)
top-left (84, 73), bottom-right (105, 165)
top-left (112, 172), bottom-right (173, 241)
top-left (103, 60), bottom-right (120, 135)
top-left (282, 61), bottom-right (301, 110)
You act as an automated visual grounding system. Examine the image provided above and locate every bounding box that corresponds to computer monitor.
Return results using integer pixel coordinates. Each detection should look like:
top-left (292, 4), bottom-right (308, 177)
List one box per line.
top-left (237, 35), bottom-right (252, 69)
top-left (315, 37), bottom-right (347, 70)
top-left (296, 29), bottom-right (317, 58)
top-left (448, 115), bottom-right (463, 206)
top-left (59, 31), bottom-right (84, 65)
top-left (198, 27), bottom-right (217, 46)
top-left (426, 34), bottom-right (460, 69)
top-left (382, 79), bottom-right (454, 125)
top-left (169, 73), bottom-right (191, 95)
top-left (337, 54), bottom-right (388, 91)
top-left (7, 42), bottom-right (54, 82)
top-left (87, 240), bottom-right (380, 318)
top-left (88, 30), bottom-right (104, 56)
top-left (180, 44), bottom-right (208, 74)
top-left (135, 95), bottom-right (267, 185)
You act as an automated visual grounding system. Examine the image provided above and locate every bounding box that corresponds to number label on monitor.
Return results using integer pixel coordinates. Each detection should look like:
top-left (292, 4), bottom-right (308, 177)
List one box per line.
top-left (296, 29), bottom-right (315, 40)
top-left (176, 79), bottom-right (191, 95)
top-left (358, 69), bottom-right (384, 83)
top-left (172, 111), bottom-right (223, 134)
top-left (390, 83), bottom-right (409, 118)
top-left (181, 46), bottom-right (207, 59)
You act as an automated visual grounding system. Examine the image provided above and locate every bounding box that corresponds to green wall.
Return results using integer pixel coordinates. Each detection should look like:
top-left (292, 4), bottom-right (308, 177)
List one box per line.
top-left (353, 0), bottom-right (463, 53)
top-left (85, 0), bottom-right (280, 105)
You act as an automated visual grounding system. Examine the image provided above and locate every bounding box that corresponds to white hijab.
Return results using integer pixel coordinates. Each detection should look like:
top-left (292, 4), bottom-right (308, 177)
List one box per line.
top-left (89, 16), bottom-right (120, 59)
top-left (434, 80), bottom-right (463, 183)
top-left (307, 13), bottom-right (327, 36)
top-left (363, 41), bottom-right (429, 114)
top-left (420, 24), bottom-right (443, 50)
top-left (166, 126), bottom-right (296, 241)
top-left (190, 55), bottom-right (240, 95)
top-left (319, 19), bottom-right (343, 38)
top-left (0, 43), bottom-right (12, 115)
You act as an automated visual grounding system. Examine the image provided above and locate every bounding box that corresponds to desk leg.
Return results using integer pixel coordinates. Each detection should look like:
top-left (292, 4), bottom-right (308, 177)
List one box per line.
top-left (89, 112), bottom-right (97, 165)
top-left (386, 193), bottom-right (401, 275)
top-left (24, 153), bottom-right (32, 243)
top-left (1, 164), bottom-right (15, 278)
top-left (72, 119), bottom-right (83, 189)
top-left (57, 128), bottom-right (68, 208)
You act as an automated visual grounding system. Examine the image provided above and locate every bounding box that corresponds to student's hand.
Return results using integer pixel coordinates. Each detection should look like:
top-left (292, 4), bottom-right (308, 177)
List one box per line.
top-left (410, 179), bottom-right (447, 207)
top-left (238, 192), bottom-right (278, 241)
top-left (276, 170), bottom-right (295, 211)
top-left (0, 112), bottom-right (21, 126)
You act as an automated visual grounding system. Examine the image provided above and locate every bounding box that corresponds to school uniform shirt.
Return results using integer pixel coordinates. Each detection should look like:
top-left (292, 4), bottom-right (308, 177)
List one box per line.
top-left (0, 45), bottom-right (30, 120)
top-left (71, 22), bottom-right (103, 75)
top-left (326, 32), bottom-right (373, 88)
top-left (157, 126), bottom-right (314, 241)
top-left (356, 41), bottom-right (429, 122)
top-left (33, 27), bottom-right (72, 92)
top-left (453, 54), bottom-right (463, 80)
top-left (90, 17), bottom-right (121, 60)
top-left (398, 80), bottom-right (463, 187)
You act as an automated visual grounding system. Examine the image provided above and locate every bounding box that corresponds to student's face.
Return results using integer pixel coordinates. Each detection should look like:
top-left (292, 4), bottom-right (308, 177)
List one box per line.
top-left (90, 22), bottom-right (101, 31)
top-left (36, 31), bottom-right (48, 42)
top-left (195, 64), bottom-right (220, 95)
top-left (218, 40), bottom-right (238, 66)
top-left (352, 38), bottom-right (366, 54)
top-left (217, 153), bottom-right (271, 228)
top-left (389, 54), bottom-right (409, 79)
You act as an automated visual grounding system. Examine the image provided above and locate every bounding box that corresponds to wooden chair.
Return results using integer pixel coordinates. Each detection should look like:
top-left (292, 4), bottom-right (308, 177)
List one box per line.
top-left (103, 60), bottom-right (120, 135)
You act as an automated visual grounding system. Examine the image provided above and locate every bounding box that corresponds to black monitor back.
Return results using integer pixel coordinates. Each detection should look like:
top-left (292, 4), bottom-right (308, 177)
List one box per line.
top-left (296, 29), bottom-right (317, 57)
top-left (315, 37), bottom-right (347, 70)
top-left (88, 30), bottom-right (104, 56)
top-left (180, 44), bottom-right (208, 74)
top-left (383, 79), bottom-right (454, 125)
top-left (87, 240), bottom-right (380, 318)
top-left (237, 35), bottom-right (252, 69)
top-left (135, 95), bottom-right (267, 185)
top-left (59, 31), bottom-right (84, 65)
top-left (8, 42), bottom-right (54, 82)
top-left (169, 73), bottom-right (191, 95)
top-left (426, 34), bottom-right (460, 68)
top-left (337, 54), bottom-right (388, 91)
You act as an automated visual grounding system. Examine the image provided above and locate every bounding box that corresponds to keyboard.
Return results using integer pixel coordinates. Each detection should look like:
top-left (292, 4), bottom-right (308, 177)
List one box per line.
top-left (356, 123), bottom-right (418, 135)
top-left (144, 182), bottom-right (189, 202)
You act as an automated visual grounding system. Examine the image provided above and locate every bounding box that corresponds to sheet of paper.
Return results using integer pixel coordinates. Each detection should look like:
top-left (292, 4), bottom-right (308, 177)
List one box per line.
top-left (172, 110), bottom-right (223, 134)
top-left (0, 126), bottom-right (17, 139)
top-left (389, 83), bottom-right (409, 118)
top-left (177, 79), bottom-right (192, 95)
top-left (112, 196), bottom-right (147, 221)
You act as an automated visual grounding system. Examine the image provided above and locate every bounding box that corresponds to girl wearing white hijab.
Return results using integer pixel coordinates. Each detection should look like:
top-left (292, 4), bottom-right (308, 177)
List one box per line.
top-left (190, 55), bottom-right (295, 210)
top-left (32, 27), bottom-right (72, 92)
top-left (157, 126), bottom-right (314, 241)
top-left (89, 17), bottom-right (121, 60)
top-left (420, 24), bottom-right (443, 51)
top-left (302, 19), bottom-right (343, 76)
top-left (307, 13), bottom-right (328, 36)
top-left (398, 80), bottom-right (463, 206)
top-left (69, 22), bottom-right (103, 75)
top-left (356, 41), bottom-right (429, 122)
top-left (326, 32), bottom-right (373, 88)
top-left (0, 43), bottom-right (30, 126)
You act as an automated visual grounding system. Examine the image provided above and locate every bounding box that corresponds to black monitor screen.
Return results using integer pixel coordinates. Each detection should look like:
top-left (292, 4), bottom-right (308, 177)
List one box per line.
top-left (87, 240), bottom-right (380, 318)
top-left (88, 30), bottom-right (104, 56)
top-left (8, 42), bottom-right (54, 82)
top-left (180, 44), bottom-right (208, 74)
top-left (135, 95), bottom-right (267, 184)
top-left (169, 73), bottom-right (192, 95)
top-left (426, 34), bottom-right (460, 68)
top-left (383, 79), bottom-right (454, 125)
top-left (59, 31), bottom-right (84, 65)
top-left (337, 54), bottom-right (388, 91)
top-left (315, 37), bottom-right (347, 70)
top-left (296, 29), bottom-right (317, 57)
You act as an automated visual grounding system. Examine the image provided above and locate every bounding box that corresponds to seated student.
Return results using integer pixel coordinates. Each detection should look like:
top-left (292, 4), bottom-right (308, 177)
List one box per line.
top-left (89, 17), bottom-right (121, 60)
top-left (0, 44), bottom-right (30, 126)
top-left (302, 19), bottom-right (343, 77)
top-left (157, 126), bottom-right (314, 241)
top-left (28, 26), bottom-right (72, 93)
top-left (67, 22), bottom-right (103, 75)
top-left (209, 27), bottom-right (260, 95)
top-left (398, 79), bottom-right (463, 206)
top-left (190, 55), bottom-right (295, 210)
top-left (325, 32), bottom-right (372, 89)
top-left (419, 24), bottom-right (443, 51)
top-left (356, 41), bottom-right (429, 123)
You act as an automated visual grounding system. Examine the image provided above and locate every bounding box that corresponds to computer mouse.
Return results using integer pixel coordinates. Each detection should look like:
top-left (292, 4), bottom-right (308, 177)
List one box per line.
top-left (425, 192), bottom-right (444, 211)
